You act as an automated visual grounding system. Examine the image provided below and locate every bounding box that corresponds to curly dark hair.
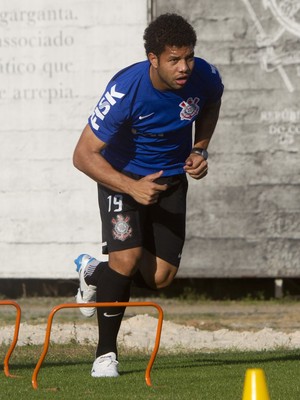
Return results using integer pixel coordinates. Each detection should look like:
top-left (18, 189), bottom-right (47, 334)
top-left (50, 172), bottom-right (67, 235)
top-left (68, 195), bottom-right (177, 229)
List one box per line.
top-left (143, 13), bottom-right (197, 56)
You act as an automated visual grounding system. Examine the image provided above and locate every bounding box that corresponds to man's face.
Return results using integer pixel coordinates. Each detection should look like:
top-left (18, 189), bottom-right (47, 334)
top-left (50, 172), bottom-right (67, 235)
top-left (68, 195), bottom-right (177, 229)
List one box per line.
top-left (149, 45), bottom-right (195, 91)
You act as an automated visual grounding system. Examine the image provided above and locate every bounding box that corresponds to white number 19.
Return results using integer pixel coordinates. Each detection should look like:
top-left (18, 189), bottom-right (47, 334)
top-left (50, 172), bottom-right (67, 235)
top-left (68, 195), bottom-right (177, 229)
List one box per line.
top-left (107, 195), bottom-right (123, 212)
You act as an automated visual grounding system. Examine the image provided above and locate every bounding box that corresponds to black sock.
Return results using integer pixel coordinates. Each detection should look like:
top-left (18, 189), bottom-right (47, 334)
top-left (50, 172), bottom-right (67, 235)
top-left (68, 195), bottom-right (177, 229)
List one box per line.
top-left (95, 262), bottom-right (132, 358)
top-left (84, 261), bottom-right (102, 286)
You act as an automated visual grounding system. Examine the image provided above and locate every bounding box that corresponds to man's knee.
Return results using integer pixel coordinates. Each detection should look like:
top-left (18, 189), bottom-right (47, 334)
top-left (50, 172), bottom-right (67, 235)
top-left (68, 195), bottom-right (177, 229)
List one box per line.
top-left (154, 266), bottom-right (177, 289)
top-left (109, 247), bottom-right (143, 276)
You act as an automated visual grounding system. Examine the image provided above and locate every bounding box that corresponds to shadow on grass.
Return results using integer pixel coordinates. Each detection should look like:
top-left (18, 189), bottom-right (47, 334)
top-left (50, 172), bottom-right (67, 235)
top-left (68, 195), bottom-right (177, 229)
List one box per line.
top-left (153, 350), bottom-right (300, 372)
top-left (4, 349), bottom-right (300, 380)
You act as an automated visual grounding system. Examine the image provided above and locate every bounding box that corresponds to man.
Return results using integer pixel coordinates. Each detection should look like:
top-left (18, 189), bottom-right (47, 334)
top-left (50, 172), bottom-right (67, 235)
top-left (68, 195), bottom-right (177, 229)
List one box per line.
top-left (73, 13), bottom-right (223, 377)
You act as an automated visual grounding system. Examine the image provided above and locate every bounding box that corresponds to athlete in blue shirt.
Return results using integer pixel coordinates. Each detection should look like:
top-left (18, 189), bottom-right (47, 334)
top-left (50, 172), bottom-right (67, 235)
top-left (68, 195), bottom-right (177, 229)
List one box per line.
top-left (73, 13), bottom-right (223, 377)
top-left (89, 57), bottom-right (223, 176)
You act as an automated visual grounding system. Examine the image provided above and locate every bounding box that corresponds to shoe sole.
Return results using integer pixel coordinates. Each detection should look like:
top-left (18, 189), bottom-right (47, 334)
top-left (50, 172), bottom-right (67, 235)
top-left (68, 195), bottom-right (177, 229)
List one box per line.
top-left (75, 288), bottom-right (96, 318)
top-left (75, 255), bottom-right (97, 318)
top-left (91, 372), bottom-right (119, 378)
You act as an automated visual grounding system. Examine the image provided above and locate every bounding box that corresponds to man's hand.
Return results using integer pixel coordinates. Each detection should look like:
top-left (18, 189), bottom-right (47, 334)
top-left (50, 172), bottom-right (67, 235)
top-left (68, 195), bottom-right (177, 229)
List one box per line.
top-left (129, 170), bottom-right (168, 205)
top-left (184, 153), bottom-right (208, 180)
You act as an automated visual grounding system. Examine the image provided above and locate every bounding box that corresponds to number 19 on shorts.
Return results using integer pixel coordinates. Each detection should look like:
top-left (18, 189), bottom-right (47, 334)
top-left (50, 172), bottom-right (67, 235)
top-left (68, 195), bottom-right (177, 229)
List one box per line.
top-left (107, 195), bottom-right (123, 212)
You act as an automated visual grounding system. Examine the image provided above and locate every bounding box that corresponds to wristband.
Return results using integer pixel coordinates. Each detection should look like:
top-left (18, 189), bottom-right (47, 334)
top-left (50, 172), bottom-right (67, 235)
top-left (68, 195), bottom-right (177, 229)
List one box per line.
top-left (191, 147), bottom-right (208, 160)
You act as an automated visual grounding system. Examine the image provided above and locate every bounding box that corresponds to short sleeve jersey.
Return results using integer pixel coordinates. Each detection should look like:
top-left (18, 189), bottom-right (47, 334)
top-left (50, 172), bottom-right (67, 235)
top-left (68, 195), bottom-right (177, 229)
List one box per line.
top-left (88, 57), bottom-right (223, 177)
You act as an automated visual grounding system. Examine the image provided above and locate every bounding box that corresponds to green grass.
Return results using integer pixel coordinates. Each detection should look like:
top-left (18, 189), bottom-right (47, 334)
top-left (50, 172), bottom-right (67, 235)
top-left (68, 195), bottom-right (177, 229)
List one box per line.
top-left (1, 344), bottom-right (300, 399)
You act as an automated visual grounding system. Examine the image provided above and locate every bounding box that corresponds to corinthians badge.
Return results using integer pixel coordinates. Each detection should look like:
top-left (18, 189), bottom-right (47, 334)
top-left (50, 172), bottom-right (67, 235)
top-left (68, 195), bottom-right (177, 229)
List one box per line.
top-left (266, 0), bottom-right (300, 37)
top-left (241, 0), bottom-right (300, 92)
top-left (111, 214), bottom-right (132, 241)
top-left (179, 97), bottom-right (200, 121)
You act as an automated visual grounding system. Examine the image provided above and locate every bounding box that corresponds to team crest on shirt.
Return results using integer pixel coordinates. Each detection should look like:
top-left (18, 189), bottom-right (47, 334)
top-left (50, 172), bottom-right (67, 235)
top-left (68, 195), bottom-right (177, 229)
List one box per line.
top-left (112, 214), bottom-right (132, 241)
top-left (179, 97), bottom-right (200, 120)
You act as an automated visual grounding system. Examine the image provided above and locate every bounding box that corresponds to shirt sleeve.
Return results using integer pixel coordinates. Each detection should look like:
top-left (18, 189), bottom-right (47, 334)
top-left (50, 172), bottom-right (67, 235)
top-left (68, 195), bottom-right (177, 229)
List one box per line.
top-left (206, 63), bottom-right (224, 104)
top-left (88, 80), bottom-right (129, 144)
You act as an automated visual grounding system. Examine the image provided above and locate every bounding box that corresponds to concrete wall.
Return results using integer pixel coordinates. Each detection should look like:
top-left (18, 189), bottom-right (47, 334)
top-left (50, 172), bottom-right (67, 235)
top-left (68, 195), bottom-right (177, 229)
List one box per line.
top-left (1, 0), bottom-right (299, 280)
top-left (0, 0), bottom-right (148, 278)
top-left (154, 0), bottom-right (300, 277)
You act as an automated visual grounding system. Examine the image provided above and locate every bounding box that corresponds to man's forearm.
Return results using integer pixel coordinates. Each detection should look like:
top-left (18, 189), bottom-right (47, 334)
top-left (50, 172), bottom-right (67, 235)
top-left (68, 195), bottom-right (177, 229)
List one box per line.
top-left (73, 148), bottom-right (133, 194)
top-left (194, 100), bottom-right (221, 149)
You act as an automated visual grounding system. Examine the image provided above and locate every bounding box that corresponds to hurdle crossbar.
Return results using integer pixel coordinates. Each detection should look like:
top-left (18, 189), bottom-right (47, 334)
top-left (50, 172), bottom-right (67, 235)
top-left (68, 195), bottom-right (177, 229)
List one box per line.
top-left (32, 301), bottom-right (163, 389)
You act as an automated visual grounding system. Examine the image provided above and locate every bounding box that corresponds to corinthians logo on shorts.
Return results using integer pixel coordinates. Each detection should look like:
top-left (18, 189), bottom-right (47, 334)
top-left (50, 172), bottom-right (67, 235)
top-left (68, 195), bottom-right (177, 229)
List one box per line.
top-left (111, 214), bottom-right (132, 241)
top-left (179, 97), bottom-right (200, 121)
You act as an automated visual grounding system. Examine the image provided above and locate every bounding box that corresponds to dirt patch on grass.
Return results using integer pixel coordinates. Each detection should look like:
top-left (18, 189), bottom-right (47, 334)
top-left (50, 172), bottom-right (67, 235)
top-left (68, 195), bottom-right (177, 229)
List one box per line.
top-left (1, 297), bottom-right (300, 352)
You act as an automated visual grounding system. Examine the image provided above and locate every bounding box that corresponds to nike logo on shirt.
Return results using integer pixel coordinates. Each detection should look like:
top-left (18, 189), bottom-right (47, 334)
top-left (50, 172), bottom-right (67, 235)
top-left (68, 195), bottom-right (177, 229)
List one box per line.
top-left (139, 112), bottom-right (155, 120)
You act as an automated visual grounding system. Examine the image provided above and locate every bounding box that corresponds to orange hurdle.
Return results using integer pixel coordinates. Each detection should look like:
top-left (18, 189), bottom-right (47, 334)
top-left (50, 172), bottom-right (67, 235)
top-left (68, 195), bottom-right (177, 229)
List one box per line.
top-left (32, 301), bottom-right (163, 389)
top-left (0, 300), bottom-right (22, 377)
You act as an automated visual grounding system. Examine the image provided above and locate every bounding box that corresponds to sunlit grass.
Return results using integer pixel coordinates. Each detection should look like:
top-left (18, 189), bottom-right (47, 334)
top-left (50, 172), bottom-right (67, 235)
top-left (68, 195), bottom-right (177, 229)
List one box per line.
top-left (1, 344), bottom-right (300, 399)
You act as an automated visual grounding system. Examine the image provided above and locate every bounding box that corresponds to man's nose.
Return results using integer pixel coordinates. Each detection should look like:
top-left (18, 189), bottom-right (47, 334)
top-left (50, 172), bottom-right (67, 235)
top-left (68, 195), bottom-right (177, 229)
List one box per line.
top-left (178, 59), bottom-right (189, 73)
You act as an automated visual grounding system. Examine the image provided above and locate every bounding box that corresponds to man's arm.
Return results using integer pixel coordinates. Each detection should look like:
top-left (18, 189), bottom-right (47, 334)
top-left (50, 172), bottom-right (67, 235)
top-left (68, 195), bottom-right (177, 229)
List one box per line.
top-left (184, 100), bottom-right (221, 179)
top-left (73, 124), bottom-right (168, 205)
top-left (194, 99), bottom-right (221, 149)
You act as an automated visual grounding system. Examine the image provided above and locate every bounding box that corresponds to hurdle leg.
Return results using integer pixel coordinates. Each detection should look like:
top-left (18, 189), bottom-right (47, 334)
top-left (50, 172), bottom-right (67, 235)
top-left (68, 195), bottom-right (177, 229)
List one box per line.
top-left (32, 301), bottom-right (163, 389)
top-left (0, 300), bottom-right (22, 377)
top-left (144, 303), bottom-right (163, 386)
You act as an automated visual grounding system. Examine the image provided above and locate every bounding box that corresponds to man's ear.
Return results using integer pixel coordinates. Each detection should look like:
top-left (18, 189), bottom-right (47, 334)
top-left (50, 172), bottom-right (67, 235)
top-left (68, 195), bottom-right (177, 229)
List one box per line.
top-left (148, 52), bottom-right (159, 69)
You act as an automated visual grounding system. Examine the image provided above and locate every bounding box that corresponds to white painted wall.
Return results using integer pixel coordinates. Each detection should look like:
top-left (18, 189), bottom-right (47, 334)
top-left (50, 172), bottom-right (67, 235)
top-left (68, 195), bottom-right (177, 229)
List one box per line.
top-left (0, 0), bottom-right (148, 278)
top-left (3, 0), bottom-right (298, 281)
top-left (156, 0), bottom-right (300, 278)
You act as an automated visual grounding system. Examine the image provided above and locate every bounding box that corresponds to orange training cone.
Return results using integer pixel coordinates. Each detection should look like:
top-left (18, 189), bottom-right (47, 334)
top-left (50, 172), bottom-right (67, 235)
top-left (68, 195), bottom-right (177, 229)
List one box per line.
top-left (242, 368), bottom-right (271, 400)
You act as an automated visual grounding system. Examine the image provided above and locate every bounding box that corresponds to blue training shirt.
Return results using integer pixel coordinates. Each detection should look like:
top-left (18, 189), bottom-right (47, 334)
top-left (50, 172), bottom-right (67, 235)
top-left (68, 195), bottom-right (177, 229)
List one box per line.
top-left (88, 57), bottom-right (224, 177)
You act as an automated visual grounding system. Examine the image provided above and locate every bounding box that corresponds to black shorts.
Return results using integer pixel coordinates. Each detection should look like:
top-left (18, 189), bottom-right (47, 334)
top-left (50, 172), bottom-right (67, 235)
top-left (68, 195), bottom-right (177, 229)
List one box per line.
top-left (97, 173), bottom-right (188, 268)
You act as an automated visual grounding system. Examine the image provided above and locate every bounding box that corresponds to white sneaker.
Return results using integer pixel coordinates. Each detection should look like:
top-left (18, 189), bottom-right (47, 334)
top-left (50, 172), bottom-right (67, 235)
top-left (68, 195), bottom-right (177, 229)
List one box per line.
top-left (74, 254), bottom-right (98, 318)
top-left (91, 352), bottom-right (119, 378)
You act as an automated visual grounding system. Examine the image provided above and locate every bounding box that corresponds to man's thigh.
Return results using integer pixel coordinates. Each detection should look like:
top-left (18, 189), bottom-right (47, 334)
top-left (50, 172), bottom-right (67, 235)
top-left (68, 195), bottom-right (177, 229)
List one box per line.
top-left (144, 175), bottom-right (188, 267)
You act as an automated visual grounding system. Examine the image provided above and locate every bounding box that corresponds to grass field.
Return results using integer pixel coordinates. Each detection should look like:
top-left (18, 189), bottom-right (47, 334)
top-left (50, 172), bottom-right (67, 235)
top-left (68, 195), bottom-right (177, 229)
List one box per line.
top-left (1, 344), bottom-right (300, 399)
